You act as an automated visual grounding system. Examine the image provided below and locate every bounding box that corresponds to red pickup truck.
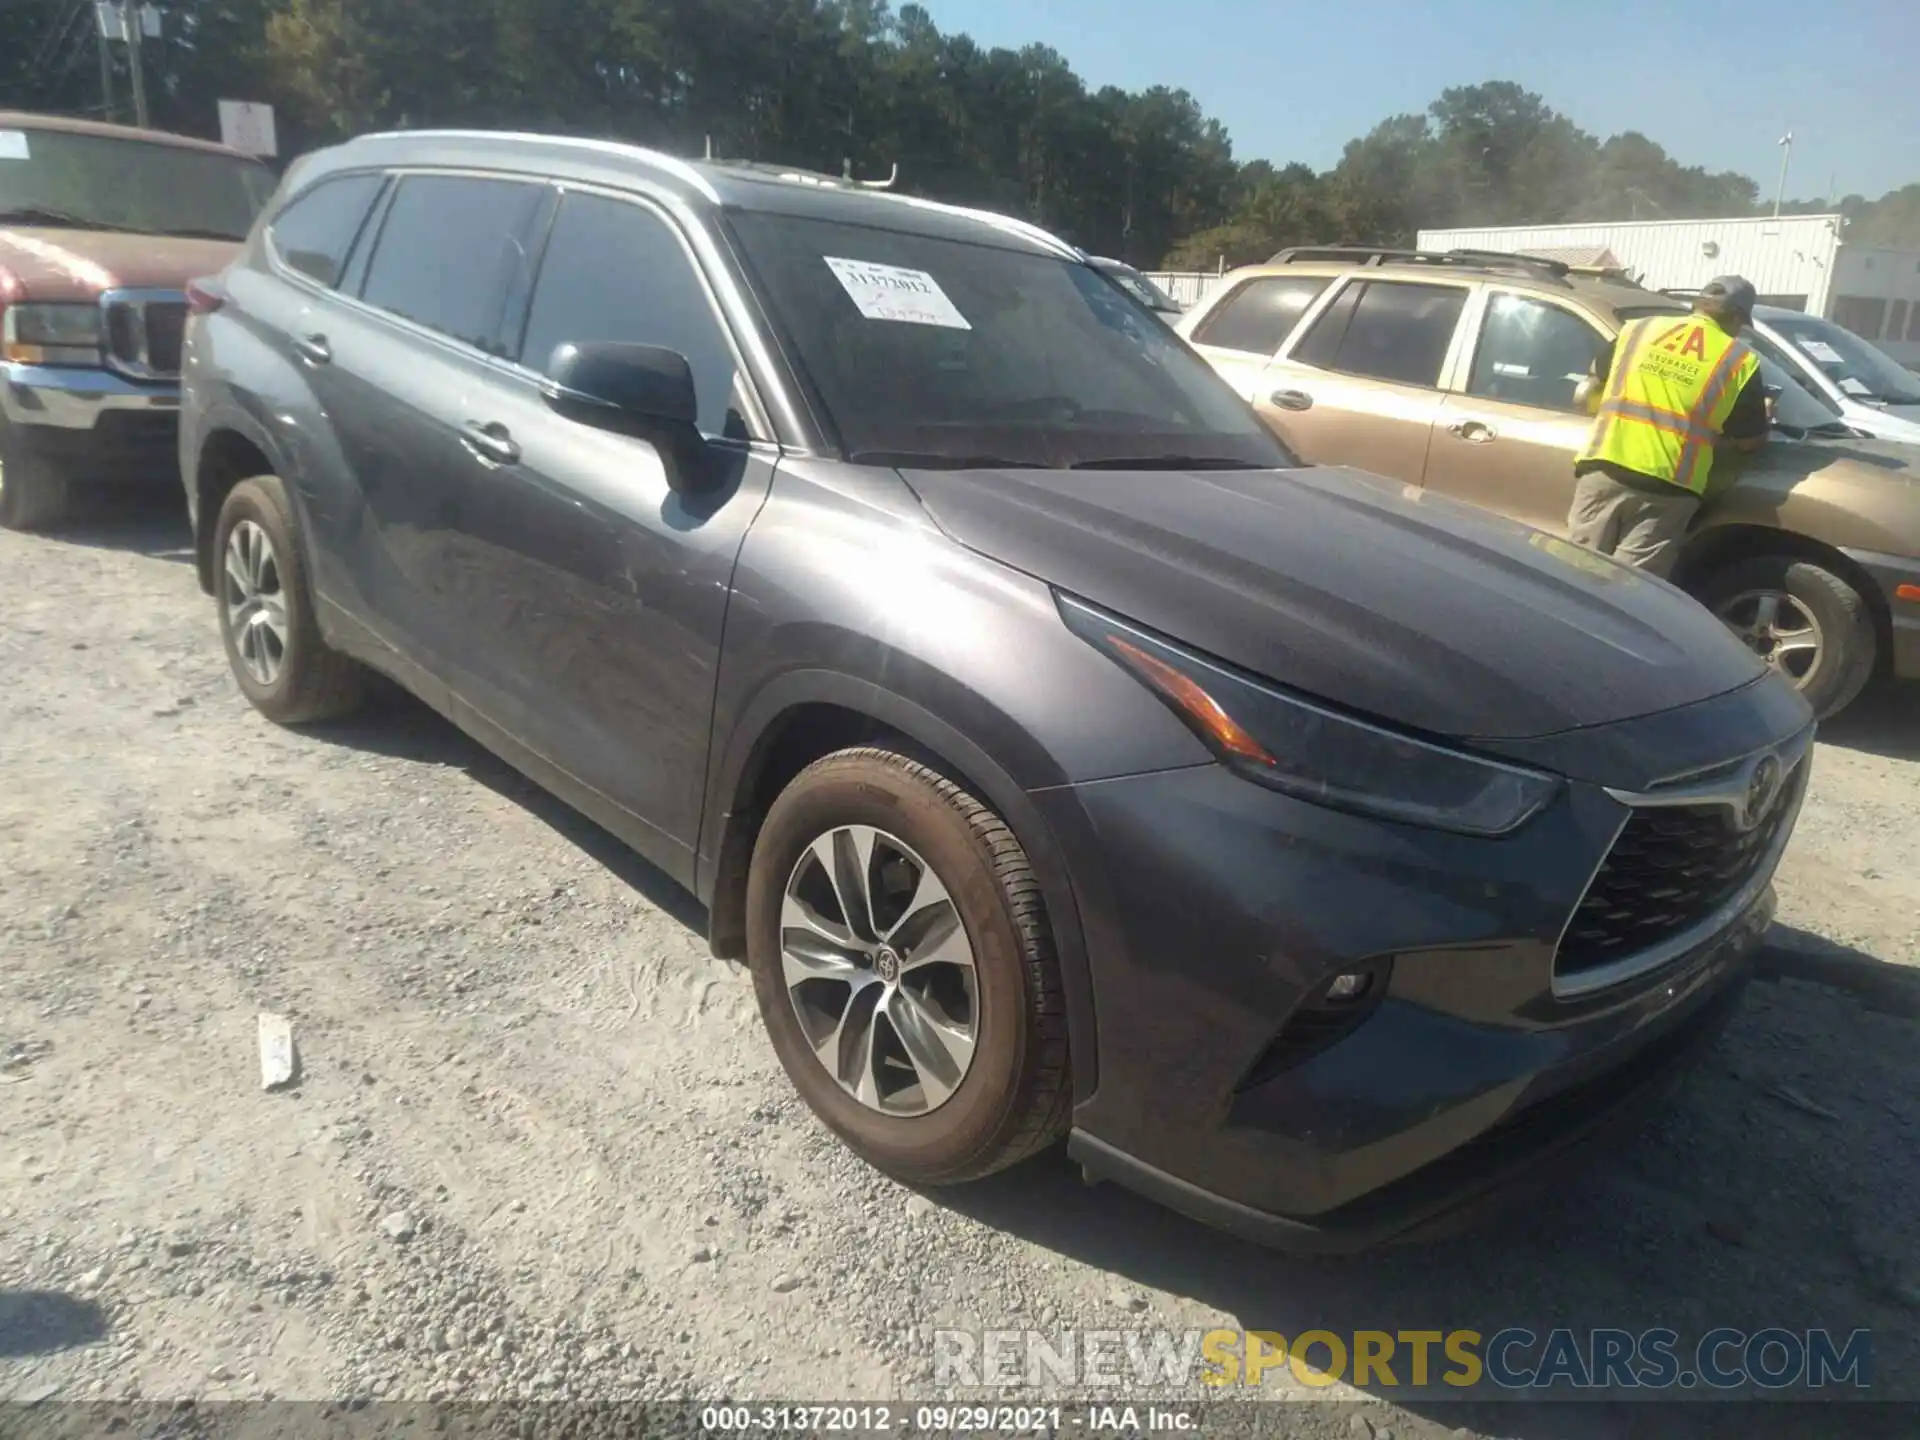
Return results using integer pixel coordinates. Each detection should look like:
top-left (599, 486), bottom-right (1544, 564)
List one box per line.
top-left (1, 111), bottom-right (274, 530)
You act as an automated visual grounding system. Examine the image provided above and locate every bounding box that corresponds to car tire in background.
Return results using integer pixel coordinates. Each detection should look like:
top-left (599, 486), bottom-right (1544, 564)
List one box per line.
top-left (0, 415), bottom-right (72, 532)
top-left (745, 748), bottom-right (1072, 1185)
top-left (1698, 554), bottom-right (1877, 720)
top-left (212, 474), bottom-right (366, 725)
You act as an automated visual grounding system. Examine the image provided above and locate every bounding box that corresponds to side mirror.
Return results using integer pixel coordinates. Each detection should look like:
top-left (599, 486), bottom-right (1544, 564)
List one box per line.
top-left (544, 341), bottom-right (699, 430)
top-left (542, 341), bottom-right (711, 492)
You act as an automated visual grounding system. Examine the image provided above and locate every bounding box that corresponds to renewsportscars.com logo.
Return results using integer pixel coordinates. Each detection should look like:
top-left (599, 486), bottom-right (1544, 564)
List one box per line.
top-left (931, 1327), bottom-right (1873, 1392)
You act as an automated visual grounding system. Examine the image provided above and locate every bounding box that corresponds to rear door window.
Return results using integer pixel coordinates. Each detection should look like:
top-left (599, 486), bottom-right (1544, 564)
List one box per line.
top-left (357, 175), bottom-right (549, 355)
top-left (1293, 280), bottom-right (1468, 387)
top-left (267, 172), bottom-right (385, 288)
top-left (1192, 276), bottom-right (1330, 355)
top-left (515, 191), bottom-right (754, 441)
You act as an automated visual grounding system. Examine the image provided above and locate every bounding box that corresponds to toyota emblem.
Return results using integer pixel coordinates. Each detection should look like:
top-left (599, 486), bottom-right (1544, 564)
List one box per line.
top-left (1742, 755), bottom-right (1783, 830)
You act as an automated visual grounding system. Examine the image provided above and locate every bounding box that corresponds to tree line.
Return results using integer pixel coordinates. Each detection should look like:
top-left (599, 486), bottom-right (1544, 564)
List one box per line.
top-left (4, 0), bottom-right (1915, 266)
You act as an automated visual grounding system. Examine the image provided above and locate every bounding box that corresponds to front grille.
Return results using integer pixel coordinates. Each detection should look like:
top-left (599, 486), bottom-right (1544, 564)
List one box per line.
top-left (101, 292), bottom-right (187, 380)
top-left (1557, 763), bottom-right (1803, 981)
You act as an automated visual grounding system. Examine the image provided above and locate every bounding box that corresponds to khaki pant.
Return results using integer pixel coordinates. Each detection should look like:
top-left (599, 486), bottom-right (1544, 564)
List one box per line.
top-left (1565, 471), bottom-right (1699, 579)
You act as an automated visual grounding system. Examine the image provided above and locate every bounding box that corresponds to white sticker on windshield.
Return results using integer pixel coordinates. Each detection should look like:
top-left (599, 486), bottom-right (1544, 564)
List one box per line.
top-left (1799, 339), bottom-right (1845, 365)
top-left (824, 256), bottom-right (971, 330)
top-left (1840, 376), bottom-right (1872, 396)
top-left (0, 130), bottom-right (30, 160)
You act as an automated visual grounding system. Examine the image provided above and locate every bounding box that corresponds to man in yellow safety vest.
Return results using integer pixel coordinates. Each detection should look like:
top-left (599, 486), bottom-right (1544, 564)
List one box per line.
top-left (1568, 275), bottom-right (1767, 577)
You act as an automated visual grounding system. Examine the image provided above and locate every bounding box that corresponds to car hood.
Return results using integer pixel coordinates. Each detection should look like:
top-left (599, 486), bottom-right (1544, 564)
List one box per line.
top-left (0, 226), bottom-right (240, 303)
top-left (900, 463), bottom-right (1767, 743)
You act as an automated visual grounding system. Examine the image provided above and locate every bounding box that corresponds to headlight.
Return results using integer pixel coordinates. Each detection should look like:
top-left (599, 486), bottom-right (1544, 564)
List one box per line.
top-left (1059, 593), bottom-right (1560, 837)
top-left (2, 302), bottom-right (103, 366)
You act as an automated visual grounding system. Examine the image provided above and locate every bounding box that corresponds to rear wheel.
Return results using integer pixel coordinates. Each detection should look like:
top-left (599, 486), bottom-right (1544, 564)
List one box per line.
top-left (1697, 554), bottom-right (1877, 719)
top-left (213, 475), bottom-right (365, 724)
top-left (745, 748), bottom-right (1071, 1184)
top-left (0, 417), bottom-right (72, 532)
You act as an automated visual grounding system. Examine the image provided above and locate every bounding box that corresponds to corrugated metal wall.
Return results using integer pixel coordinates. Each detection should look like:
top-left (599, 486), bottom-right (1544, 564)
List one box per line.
top-left (1418, 217), bottom-right (1845, 314)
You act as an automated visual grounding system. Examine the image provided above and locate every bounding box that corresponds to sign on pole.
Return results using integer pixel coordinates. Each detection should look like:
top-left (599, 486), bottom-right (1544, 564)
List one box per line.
top-left (218, 100), bottom-right (278, 157)
top-left (139, 4), bottom-right (162, 38)
top-left (94, 1), bottom-right (127, 41)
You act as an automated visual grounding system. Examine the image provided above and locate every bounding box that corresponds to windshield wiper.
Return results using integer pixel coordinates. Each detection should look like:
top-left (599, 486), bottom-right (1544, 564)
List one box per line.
top-left (1070, 455), bottom-right (1266, 471)
top-left (849, 449), bottom-right (1047, 470)
top-left (159, 226), bottom-right (248, 241)
top-left (0, 205), bottom-right (143, 232)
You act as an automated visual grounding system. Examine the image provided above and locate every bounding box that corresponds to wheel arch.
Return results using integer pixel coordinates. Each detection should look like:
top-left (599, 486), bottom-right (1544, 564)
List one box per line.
top-left (1676, 522), bottom-right (1893, 678)
top-left (191, 409), bottom-right (287, 596)
top-left (698, 670), bottom-right (1099, 1106)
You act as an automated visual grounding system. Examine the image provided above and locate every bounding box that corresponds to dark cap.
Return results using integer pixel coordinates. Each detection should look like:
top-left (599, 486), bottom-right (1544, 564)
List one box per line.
top-left (1699, 275), bottom-right (1758, 315)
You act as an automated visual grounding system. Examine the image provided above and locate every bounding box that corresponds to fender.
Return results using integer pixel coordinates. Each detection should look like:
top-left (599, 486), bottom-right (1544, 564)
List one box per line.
top-left (698, 664), bottom-right (1102, 1107)
top-left (186, 395), bottom-right (300, 592)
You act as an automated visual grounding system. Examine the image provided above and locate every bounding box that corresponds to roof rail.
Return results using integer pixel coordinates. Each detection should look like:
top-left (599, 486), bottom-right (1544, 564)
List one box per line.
top-left (1265, 245), bottom-right (1575, 282)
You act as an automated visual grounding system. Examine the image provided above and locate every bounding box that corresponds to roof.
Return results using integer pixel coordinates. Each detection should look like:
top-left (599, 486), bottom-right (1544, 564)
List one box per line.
top-left (0, 109), bottom-right (258, 159)
top-left (325, 129), bottom-right (1080, 259)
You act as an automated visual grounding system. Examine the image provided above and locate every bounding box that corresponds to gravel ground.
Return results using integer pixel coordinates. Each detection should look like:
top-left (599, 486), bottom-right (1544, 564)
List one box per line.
top-left (4, 495), bottom-right (1919, 1440)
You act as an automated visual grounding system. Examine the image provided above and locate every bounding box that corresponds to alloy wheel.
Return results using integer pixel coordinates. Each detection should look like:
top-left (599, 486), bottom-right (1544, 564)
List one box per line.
top-left (780, 825), bottom-right (979, 1116)
top-left (1716, 588), bottom-right (1824, 686)
top-left (223, 518), bottom-right (289, 687)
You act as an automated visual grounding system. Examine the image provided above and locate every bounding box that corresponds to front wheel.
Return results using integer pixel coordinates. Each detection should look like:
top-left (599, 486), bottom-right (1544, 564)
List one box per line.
top-left (744, 748), bottom-right (1071, 1185)
top-left (0, 417), bottom-right (72, 532)
top-left (1697, 554), bottom-right (1877, 719)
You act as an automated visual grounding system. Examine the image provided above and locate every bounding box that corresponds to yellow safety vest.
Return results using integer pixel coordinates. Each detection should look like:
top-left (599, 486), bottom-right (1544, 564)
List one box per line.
top-left (1576, 314), bottom-right (1760, 495)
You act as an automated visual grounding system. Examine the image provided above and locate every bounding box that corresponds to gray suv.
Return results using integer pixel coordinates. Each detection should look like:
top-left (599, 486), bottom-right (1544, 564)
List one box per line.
top-left (180, 129), bottom-right (1812, 1251)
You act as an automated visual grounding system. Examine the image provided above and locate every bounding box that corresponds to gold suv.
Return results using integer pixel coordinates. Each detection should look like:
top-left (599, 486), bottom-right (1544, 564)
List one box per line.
top-left (1178, 246), bottom-right (1920, 718)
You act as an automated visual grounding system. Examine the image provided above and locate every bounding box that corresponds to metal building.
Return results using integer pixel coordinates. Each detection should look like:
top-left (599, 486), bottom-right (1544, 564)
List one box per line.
top-left (1418, 215), bottom-right (1920, 365)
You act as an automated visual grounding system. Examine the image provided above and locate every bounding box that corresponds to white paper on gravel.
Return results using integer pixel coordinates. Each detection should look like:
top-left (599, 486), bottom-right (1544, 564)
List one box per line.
top-left (0, 131), bottom-right (30, 160)
top-left (824, 256), bottom-right (971, 330)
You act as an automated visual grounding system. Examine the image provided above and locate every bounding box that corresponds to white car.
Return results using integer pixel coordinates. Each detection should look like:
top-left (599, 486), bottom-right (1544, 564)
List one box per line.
top-left (1748, 307), bottom-right (1920, 444)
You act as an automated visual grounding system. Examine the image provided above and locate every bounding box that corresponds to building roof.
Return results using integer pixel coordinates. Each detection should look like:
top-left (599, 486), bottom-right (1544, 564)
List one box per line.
top-left (0, 109), bottom-right (256, 158)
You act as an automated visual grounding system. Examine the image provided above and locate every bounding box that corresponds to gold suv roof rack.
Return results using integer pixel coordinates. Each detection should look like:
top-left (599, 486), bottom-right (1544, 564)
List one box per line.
top-left (1265, 246), bottom-right (1577, 284)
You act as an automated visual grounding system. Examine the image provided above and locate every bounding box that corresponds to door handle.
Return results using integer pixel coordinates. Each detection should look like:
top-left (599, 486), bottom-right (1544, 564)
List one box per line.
top-left (292, 333), bottom-right (332, 367)
top-left (460, 420), bottom-right (521, 466)
top-left (1447, 419), bottom-right (1498, 443)
top-left (1269, 389), bottom-right (1314, 412)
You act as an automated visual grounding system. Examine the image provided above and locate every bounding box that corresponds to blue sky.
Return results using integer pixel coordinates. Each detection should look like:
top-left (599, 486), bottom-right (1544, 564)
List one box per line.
top-left (917, 0), bottom-right (1919, 203)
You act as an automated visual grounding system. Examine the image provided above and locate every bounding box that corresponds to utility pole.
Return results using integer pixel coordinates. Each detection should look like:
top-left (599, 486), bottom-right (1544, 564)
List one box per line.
top-left (1772, 131), bottom-right (1793, 218)
top-left (126, 4), bottom-right (151, 130)
top-left (96, 13), bottom-right (116, 123)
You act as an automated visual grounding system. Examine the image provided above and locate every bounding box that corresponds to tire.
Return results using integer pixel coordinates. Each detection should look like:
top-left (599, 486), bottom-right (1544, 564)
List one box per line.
top-left (0, 416), bottom-right (72, 532)
top-left (1696, 554), bottom-right (1877, 720)
top-left (212, 474), bottom-right (365, 724)
top-left (745, 748), bottom-right (1071, 1184)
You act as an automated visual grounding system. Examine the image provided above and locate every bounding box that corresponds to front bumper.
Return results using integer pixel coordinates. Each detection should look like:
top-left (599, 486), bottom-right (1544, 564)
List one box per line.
top-left (2, 361), bottom-right (182, 483)
top-left (1034, 731), bottom-right (1795, 1253)
top-left (1843, 547), bottom-right (1920, 681)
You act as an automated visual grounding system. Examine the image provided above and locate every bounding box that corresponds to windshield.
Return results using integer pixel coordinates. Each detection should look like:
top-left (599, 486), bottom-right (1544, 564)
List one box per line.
top-left (0, 127), bottom-right (275, 240)
top-left (1617, 306), bottom-right (1843, 432)
top-left (728, 211), bottom-right (1292, 470)
top-left (1766, 313), bottom-right (1920, 406)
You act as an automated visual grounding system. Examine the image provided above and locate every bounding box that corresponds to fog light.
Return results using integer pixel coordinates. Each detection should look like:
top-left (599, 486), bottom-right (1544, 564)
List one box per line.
top-left (1323, 972), bottom-right (1371, 1003)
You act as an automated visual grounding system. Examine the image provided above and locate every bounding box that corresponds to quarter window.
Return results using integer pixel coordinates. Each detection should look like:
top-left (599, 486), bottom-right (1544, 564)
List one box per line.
top-left (1191, 276), bottom-right (1330, 355)
top-left (267, 172), bottom-right (384, 288)
top-left (358, 175), bottom-right (548, 354)
top-left (1293, 281), bottom-right (1467, 388)
top-left (517, 193), bottom-right (752, 441)
top-left (1466, 294), bottom-right (1608, 413)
